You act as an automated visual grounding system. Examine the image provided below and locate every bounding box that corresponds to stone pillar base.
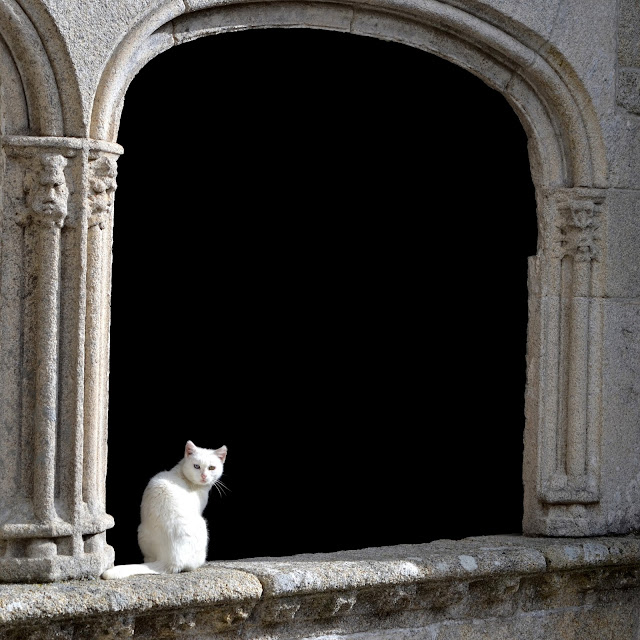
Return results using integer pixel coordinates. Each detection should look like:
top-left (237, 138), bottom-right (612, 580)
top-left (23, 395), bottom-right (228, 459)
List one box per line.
top-left (0, 543), bottom-right (114, 583)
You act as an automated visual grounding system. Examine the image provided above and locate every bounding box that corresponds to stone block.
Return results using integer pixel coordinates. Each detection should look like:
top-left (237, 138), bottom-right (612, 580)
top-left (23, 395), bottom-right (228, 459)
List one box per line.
top-left (604, 113), bottom-right (640, 190)
top-left (617, 68), bottom-right (640, 114)
top-left (617, 0), bottom-right (640, 68)
top-left (601, 299), bottom-right (640, 533)
top-left (603, 189), bottom-right (640, 297)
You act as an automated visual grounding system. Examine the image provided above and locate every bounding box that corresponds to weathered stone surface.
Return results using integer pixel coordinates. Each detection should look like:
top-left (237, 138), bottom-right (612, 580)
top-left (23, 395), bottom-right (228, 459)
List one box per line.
top-left (0, 137), bottom-right (122, 585)
top-left (616, 0), bottom-right (640, 114)
top-left (0, 7), bottom-right (639, 640)
top-left (221, 540), bottom-right (548, 596)
top-left (603, 116), bottom-right (640, 192)
top-left (603, 190), bottom-right (640, 297)
top-left (0, 565), bottom-right (262, 629)
top-left (1, 536), bottom-right (640, 639)
top-left (601, 299), bottom-right (640, 533)
top-left (544, 0), bottom-right (617, 119)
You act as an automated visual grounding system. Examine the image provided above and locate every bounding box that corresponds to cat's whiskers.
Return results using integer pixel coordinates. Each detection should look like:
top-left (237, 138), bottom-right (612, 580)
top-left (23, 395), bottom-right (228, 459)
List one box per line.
top-left (213, 480), bottom-right (230, 498)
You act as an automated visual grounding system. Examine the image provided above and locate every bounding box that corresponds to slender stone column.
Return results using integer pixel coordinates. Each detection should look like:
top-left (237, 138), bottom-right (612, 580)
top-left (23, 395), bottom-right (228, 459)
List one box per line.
top-left (20, 153), bottom-right (68, 531)
top-left (523, 187), bottom-right (606, 536)
top-left (0, 136), bottom-right (121, 582)
top-left (84, 154), bottom-right (117, 516)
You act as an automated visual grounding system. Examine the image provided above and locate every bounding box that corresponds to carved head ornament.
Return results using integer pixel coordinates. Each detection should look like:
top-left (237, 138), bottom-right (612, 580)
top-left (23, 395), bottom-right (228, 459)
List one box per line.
top-left (88, 156), bottom-right (118, 228)
top-left (555, 198), bottom-right (601, 262)
top-left (23, 154), bottom-right (69, 227)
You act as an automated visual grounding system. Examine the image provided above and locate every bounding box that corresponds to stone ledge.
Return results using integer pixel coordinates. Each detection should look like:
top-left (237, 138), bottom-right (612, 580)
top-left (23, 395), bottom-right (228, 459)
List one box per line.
top-left (1, 535), bottom-right (640, 639)
top-left (0, 566), bottom-right (262, 628)
top-left (230, 532), bottom-right (640, 588)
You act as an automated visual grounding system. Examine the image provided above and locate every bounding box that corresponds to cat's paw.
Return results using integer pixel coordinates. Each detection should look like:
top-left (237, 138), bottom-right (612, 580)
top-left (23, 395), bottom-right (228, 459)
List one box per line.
top-left (163, 563), bottom-right (183, 574)
top-left (101, 565), bottom-right (128, 579)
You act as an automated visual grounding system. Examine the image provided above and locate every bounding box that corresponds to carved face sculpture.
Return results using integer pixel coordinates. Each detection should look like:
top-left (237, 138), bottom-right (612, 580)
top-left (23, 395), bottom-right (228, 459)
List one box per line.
top-left (88, 156), bottom-right (117, 217)
top-left (25, 154), bottom-right (69, 221)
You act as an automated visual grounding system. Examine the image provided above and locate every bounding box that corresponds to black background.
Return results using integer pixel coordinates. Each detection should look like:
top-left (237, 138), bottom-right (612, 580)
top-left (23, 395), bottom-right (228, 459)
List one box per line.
top-left (105, 28), bottom-right (537, 563)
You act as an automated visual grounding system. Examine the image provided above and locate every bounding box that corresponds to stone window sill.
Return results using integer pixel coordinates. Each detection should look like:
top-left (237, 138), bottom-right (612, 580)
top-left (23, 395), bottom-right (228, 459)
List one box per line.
top-left (1, 534), bottom-right (640, 638)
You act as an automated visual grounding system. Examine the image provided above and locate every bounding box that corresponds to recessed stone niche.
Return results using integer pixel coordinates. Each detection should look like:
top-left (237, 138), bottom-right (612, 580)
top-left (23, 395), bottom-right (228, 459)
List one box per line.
top-left (0, 1), bottom-right (639, 638)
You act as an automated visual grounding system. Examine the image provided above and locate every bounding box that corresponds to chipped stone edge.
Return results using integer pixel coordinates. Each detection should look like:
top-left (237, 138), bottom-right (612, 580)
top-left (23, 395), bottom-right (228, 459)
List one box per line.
top-left (218, 534), bottom-right (640, 597)
top-left (1, 535), bottom-right (639, 628)
top-left (0, 566), bottom-right (263, 627)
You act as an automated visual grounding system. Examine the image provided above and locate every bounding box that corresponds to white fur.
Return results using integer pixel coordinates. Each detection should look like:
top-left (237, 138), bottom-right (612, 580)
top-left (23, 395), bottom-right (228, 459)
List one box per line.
top-left (101, 440), bottom-right (227, 579)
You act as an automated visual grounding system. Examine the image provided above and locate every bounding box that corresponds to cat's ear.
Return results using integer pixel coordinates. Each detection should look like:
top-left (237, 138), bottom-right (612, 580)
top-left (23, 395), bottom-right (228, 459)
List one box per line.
top-left (185, 441), bottom-right (198, 457)
top-left (215, 445), bottom-right (227, 463)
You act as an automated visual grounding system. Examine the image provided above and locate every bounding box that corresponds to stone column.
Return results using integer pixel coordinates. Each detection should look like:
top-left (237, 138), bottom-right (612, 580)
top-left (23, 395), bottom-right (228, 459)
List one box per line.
top-left (524, 187), bottom-right (606, 536)
top-left (0, 136), bottom-right (121, 582)
top-left (84, 154), bottom-right (118, 519)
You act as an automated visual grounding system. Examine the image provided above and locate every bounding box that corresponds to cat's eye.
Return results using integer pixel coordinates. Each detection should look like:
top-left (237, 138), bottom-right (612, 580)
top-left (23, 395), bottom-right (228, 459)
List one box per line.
top-left (193, 464), bottom-right (200, 469)
top-left (208, 466), bottom-right (216, 471)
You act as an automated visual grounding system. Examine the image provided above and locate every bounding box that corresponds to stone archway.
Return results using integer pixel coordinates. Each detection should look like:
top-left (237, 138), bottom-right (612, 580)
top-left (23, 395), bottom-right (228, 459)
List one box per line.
top-left (0, 0), bottom-right (620, 583)
top-left (92, 1), bottom-right (612, 540)
top-left (106, 27), bottom-right (538, 561)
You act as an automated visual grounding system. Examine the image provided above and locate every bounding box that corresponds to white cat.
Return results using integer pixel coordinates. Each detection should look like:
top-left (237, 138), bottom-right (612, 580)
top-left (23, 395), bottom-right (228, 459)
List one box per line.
top-left (101, 440), bottom-right (227, 579)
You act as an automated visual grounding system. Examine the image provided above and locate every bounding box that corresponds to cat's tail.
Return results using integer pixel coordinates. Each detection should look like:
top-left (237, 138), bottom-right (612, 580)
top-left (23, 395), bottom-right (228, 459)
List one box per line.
top-left (101, 561), bottom-right (165, 579)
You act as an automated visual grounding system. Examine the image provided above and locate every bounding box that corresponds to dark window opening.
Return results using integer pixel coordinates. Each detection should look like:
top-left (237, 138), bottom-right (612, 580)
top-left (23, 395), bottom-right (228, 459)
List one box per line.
top-left (107, 28), bottom-right (537, 563)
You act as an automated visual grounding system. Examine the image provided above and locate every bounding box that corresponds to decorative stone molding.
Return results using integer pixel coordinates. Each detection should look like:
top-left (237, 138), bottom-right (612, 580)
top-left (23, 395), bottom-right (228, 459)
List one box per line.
top-left (524, 187), bottom-right (607, 536)
top-left (553, 195), bottom-right (603, 265)
top-left (0, 1), bottom-right (65, 135)
top-left (15, 151), bottom-right (69, 536)
top-left (84, 152), bottom-right (118, 518)
top-left (19, 153), bottom-right (69, 228)
top-left (88, 155), bottom-right (118, 230)
top-left (0, 136), bottom-right (121, 582)
top-left (90, 1), bottom-right (608, 193)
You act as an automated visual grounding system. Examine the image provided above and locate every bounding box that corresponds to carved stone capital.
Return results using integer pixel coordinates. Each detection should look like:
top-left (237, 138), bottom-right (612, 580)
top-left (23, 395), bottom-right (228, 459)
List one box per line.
top-left (18, 153), bottom-right (69, 229)
top-left (88, 155), bottom-right (118, 229)
top-left (553, 190), bottom-right (605, 262)
top-left (2, 135), bottom-right (123, 231)
top-left (554, 190), bottom-right (604, 262)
